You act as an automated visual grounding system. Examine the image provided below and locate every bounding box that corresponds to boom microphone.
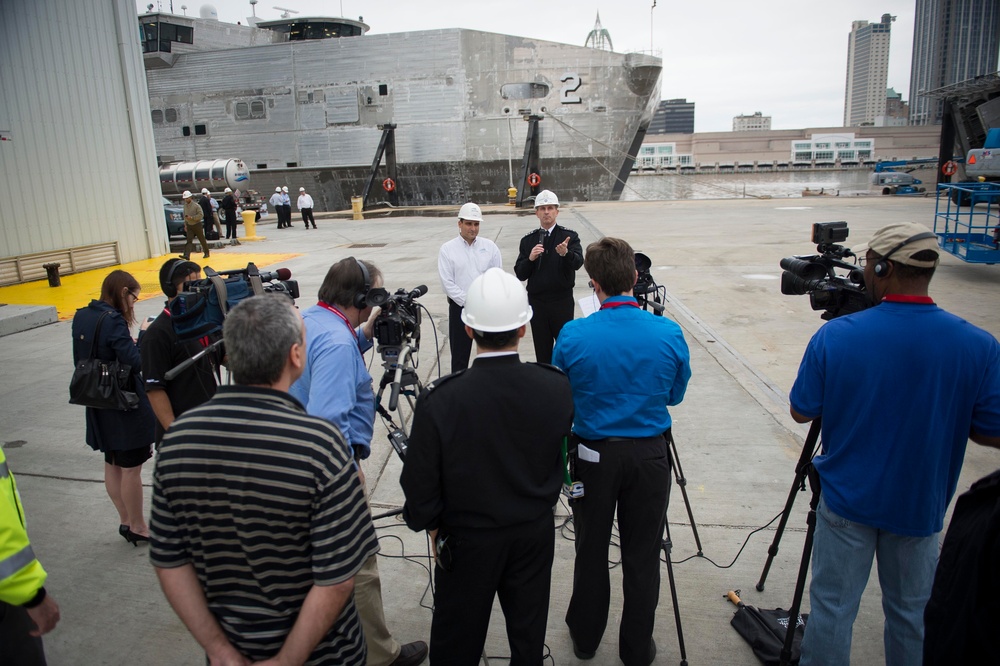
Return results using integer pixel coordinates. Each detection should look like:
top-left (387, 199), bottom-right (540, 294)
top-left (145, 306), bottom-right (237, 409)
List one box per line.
top-left (258, 268), bottom-right (292, 282)
top-left (408, 285), bottom-right (428, 299)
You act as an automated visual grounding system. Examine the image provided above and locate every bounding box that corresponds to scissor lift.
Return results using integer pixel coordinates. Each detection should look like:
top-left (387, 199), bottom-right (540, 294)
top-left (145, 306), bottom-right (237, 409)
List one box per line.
top-left (934, 183), bottom-right (1000, 264)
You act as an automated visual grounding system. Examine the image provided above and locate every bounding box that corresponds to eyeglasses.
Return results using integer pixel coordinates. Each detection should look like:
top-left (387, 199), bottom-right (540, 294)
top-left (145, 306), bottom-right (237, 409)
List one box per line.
top-left (857, 253), bottom-right (880, 268)
top-left (128, 291), bottom-right (140, 302)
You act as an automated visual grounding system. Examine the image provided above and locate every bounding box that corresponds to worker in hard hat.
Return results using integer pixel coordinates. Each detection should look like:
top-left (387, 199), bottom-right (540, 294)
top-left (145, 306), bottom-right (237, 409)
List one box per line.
top-left (402, 267), bottom-right (573, 664)
top-left (269, 187), bottom-right (285, 229)
top-left (513, 190), bottom-right (584, 364)
top-left (180, 190), bottom-right (209, 259)
top-left (280, 186), bottom-right (293, 228)
top-left (297, 186), bottom-right (317, 229)
top-left (437, 202), bottom-right (502, 373)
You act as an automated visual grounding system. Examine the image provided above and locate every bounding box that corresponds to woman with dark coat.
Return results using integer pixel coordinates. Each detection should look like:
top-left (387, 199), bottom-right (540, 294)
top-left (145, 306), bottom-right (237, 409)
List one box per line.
top-left (71, 270), bottom-right (156, 545)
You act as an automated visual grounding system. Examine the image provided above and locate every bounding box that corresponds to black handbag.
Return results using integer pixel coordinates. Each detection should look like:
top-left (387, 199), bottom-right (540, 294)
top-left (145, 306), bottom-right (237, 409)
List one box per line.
top-left (69, 311), bottom-right (140, 411)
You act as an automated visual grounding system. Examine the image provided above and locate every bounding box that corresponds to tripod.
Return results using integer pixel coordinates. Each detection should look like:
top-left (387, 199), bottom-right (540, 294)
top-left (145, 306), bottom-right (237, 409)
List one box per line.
top-left (754, 418), bottom-right (823, 666)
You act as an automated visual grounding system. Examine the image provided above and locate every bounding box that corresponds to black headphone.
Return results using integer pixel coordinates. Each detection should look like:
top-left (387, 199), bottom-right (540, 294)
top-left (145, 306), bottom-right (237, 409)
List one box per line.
top-left (352, 257), bottom-right (371, 309)
top-left (873, 232), bottom-right (937, 278)
top-left (161, 259), bottom-right (200, 298)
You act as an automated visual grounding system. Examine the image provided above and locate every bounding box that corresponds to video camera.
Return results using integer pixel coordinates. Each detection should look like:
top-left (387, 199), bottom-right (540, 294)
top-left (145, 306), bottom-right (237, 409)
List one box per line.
top-left (634, 252), bottom-right (666, 315)
top-left (780, 221), bottom-right (868, 320)
top-left (170, 262), bottom-right (300, 341)
top-left (370, 285), bottom-right (427, 363)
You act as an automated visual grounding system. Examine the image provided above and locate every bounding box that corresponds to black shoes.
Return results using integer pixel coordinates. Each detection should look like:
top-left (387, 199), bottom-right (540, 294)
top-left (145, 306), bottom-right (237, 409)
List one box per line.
top-left (571, 636), bottom-right (595, 660)
top-left (124, 530), bottom-right (149, 547)
top-left (118, 524), bottom-right (130, 542)
top-left (390, 641), bottom-right (428, 666)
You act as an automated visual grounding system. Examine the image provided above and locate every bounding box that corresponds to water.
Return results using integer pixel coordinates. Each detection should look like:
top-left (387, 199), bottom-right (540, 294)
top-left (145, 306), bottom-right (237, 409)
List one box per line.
top-left (620, 169), bottom-right (875, 201)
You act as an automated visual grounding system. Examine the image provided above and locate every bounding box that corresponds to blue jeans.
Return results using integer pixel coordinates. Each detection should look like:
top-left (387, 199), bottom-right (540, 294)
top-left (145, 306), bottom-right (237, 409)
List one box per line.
top-left (799, 496), bottom-right (938, 666)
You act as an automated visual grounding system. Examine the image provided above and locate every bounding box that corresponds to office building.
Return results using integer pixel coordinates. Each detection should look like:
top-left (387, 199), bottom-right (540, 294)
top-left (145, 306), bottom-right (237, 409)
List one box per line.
top-left (733, 112), bottom-right (771, 132)
top-left (844, 14), bottom-right (895, 127)
top-left (909, 0), bottom-right (1000, 125)
top-left (648, 99), bottom-right (695, 134)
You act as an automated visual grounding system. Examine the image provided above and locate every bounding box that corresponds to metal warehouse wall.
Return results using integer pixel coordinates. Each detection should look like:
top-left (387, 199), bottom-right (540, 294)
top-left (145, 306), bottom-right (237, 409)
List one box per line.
top-left (0, 0), bottom-right (167, 263)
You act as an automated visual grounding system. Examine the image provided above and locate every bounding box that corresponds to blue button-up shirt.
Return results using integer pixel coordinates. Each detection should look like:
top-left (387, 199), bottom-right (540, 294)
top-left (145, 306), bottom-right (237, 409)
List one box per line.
top-left (552, 296), bottom-right (691, 440)
top-left (290, 304), bottom-right (376, 458)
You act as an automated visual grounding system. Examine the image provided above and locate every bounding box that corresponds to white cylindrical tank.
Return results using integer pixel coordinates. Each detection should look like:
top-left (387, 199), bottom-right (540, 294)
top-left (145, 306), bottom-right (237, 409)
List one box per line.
top-left (160, 158), bottom-right (250, 195)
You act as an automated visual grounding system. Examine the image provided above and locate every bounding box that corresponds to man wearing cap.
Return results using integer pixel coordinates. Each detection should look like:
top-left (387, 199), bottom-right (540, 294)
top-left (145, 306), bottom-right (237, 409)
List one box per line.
top-left (402, 267), bottom-right (573, 664)
top-left (554, 237), bottom-right (690, 665)
top-left (220, 187), bottom-right (238, 240)
top-left (514, 189), bottom-right (583, 364)
top-left (789, 222), bottom-right (1000, 666)
top-left (437, 202), bottom-right (502, 373)
top-left (281, 186), bottom-right (293, 228)
top-left (180, 191), bottom-right (209, 259)
top-left (297, 187), bottom-right (317, 229)
top-left (269, 187), bottom-right (286, 229)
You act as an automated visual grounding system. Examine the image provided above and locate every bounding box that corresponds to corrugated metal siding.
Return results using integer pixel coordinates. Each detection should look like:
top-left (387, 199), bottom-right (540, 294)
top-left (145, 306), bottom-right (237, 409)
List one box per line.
top-left (0, 0), bottom-right (166, 266)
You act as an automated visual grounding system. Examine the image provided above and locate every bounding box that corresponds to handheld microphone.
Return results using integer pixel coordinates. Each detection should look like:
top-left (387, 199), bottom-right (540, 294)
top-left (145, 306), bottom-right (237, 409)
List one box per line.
top-left (408, 285), bottom-right (428, 299)
top-left (259, 268), bottom-right (292, 282)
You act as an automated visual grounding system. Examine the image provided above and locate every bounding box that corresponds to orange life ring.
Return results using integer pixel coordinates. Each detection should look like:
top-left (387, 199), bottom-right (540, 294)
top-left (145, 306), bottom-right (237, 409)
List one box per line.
top-left (382, 177), bottom-right (396, 192)
top-left (942, 160), bottom-right (958, 176)
top-left (527, 173), bottom-right (541, 187)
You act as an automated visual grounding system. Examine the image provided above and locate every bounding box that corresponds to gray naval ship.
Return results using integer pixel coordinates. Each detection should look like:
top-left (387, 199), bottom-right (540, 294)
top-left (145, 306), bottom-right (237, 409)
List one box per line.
top-left (139, 9), bottom-right (662, 209)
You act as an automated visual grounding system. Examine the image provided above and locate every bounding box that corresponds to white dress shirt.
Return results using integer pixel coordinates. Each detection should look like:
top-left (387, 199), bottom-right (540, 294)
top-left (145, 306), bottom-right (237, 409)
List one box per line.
top-left (297, 193), bottom-right (314, 210)
top-left (438, 235), bottom-right (503, 306)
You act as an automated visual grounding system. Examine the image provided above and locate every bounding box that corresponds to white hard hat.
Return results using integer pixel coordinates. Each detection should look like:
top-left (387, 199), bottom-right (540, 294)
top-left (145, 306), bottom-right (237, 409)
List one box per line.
top-left (461, 268), bottom-right (532, 332)
top-left (182, 190), bottom-right (192, 199)
top-left (275, 187), bottom-right (282, 192)
top-left (299, 187), bottom-right (305, 192)
top-left (282, 186), bottom-right (289, 192)
top-left (224, 187), bottom-right (232, 193)
top-left (458, 202), bottom-right (483, 222)
top-left (534, 190), bottom-right (559, 208)
top-left (200, 187), bottom-right (209, 194)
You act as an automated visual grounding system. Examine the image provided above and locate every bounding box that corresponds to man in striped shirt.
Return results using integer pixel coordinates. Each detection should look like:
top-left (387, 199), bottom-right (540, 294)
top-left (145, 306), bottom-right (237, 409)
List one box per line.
top-left (150, 294), bottom-right (378, 665)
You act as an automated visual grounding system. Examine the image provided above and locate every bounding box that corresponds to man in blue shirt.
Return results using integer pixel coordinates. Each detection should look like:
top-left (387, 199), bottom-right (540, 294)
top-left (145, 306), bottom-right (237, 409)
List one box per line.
top-left (290, 257), bottom-right (428, 666)
top-left (789, 222), bottom-right (1000, 666)
top-left (553, 237), bottom-right (691, 666)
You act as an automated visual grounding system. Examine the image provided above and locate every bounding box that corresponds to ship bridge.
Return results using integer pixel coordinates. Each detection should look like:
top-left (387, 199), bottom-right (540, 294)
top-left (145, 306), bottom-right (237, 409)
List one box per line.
top-left (254, 17), bottom-right (369, 40)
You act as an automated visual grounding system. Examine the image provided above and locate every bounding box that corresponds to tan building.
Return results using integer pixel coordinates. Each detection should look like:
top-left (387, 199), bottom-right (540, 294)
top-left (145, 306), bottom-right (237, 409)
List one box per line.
top-left (733, 112), bottom-right (772, 132)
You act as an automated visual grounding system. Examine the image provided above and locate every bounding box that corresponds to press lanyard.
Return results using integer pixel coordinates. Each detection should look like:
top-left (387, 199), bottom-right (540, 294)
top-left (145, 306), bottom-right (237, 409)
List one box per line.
top-left (317, 301), bottom-right (358, 340)
top-left (600, 299), bottom-right (641, 311)
top-left (882, 294), bottom-right (934, 304)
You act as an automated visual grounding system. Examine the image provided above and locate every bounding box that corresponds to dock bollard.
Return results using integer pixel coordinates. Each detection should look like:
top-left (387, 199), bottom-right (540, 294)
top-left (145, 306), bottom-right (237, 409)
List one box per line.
top-left (507, 187), bottom-right (517, 206)
top-left (241, 210), bottom-right (264, 241)
top-left (43, 263), bottom-right (61, 287)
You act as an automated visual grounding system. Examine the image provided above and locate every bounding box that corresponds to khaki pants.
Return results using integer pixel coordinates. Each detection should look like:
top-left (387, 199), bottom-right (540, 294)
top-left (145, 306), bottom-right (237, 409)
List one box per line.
top-left (183, 223), bottom-right (209, 257)
top-left (358, 480), bottom-right (401, 665)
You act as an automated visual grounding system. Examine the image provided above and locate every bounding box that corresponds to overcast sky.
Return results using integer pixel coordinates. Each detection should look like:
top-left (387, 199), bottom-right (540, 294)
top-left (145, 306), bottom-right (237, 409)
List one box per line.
top-left (138, 0), bottom-right (918, 132)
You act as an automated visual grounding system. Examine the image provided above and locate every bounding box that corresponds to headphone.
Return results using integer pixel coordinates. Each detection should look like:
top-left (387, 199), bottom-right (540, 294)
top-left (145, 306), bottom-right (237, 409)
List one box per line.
top-left (352, 257), bottom-right (371, 309)
top-left (161, 259), bottom-right (200, 298)
top-left (873, 232), bottom-right (937, 278)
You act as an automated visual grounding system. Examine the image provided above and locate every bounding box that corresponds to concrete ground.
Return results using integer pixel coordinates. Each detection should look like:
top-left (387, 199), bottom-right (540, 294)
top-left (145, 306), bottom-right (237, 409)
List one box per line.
top-left (2, 196), bottom-right (999, 665)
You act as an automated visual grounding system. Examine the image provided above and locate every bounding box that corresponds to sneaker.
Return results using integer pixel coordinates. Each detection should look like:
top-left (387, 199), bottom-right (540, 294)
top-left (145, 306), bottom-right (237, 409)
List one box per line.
top-left (389, 641), bottom-right (428, 666)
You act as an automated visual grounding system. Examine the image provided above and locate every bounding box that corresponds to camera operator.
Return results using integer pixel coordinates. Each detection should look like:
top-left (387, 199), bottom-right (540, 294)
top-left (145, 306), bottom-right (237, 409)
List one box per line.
top-left (788, 222), bottom-right (1000, 666)
top-left (140, 258), bottom-right (218, 445)
top-left (289, 257), bottom-right (428, 666)
top-left (514, 190), bottom-right (584, 364)
top-left (552, 237), bottom-right (690, 665)
top-left (438, 202), bottom-right (502, 373)
top-left (401, 268), bottom-right (573, 663)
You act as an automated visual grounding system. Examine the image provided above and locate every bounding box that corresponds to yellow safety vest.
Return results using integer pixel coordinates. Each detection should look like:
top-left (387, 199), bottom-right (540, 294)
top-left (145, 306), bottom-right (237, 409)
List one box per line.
top-left (0, 449), bottom-right (46, 605)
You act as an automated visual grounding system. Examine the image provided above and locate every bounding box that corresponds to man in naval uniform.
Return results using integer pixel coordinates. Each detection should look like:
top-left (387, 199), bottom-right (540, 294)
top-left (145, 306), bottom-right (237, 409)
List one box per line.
top-left (514, 189), bottom-right (584, 364)
top-left (402, 267), bottom-right (573, 664)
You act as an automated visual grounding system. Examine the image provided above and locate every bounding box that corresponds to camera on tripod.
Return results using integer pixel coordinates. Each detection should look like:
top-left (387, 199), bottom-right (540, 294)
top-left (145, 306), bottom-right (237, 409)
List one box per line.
top-left (370, 285), bottom-right (426, 362)
top-left (634, 252), bottom-right (666, 314)
top-left (170, 262), bottom-right (300, 342)
top-left (780, 221), bottom-right (868, 321)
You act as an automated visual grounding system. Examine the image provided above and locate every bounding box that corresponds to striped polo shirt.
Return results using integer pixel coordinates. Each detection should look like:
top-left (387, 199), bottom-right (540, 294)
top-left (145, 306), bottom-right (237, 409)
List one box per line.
top-left (150, 385), bottom-right (378, 664)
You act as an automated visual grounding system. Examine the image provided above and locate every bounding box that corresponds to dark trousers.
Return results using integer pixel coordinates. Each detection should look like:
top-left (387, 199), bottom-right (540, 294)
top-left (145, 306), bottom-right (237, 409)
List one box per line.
top-left (527, 295), bottom-right (574, 364)
top-left (0, 602), bottom-right (47, 665)
top-left (275, 205), bottom-right (287, 228)
top-left (448, 298), bottom-right (473, 374)
top-left (183, 223), bottom-right (209, 257)
top-left (566, 433), bottom-right (671, 666)
top-left (301, 208), bottom-right (316, 228)
top-left (224, 211), bottom-right (238, 239)
top-left (431, 514), bottom-right (554, 665)
top-left (281, 204), bottom-right (292, 227)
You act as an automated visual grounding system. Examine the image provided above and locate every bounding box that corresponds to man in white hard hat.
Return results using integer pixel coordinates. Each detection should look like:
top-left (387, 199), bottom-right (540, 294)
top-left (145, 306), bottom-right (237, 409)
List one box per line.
top-left (198, 187), bottom-right (222, 239)
top-left (437, 202), bottom-right (502, 373)
top-left (297, 186), bottom-right (317, 229)
top-left (269, 187), bottom-right (286, 229)
top-left (220, 187), bottom-right (238, 240)
top-left (514, 189), bottom-right (583, 364)
top-left (402, 267), bottom-right (573, 664)
top-left (180, 190), bottom-right (210, 259)
top-left (281, 186), bottom-right (293, 228)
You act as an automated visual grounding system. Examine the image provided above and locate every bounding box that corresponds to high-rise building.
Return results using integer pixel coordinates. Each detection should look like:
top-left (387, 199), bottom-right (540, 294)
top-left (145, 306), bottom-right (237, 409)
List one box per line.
top-left (732, 112), bottom-right (771, 132)
top-left (844, 14), bottom-right (895, 127)
top-left (648, 99), bottom-right (695, 134)
top-left (909, 0), bottom-right (1000, 125)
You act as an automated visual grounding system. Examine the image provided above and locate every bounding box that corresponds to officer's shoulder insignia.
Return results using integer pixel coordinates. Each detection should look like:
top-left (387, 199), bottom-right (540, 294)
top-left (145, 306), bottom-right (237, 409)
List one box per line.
top-left (423, 369), bottom-right (467, 395)
top-left (530, 362), bottom-right (567, 377)
top-left (521, 229), bottom-right (541, 239)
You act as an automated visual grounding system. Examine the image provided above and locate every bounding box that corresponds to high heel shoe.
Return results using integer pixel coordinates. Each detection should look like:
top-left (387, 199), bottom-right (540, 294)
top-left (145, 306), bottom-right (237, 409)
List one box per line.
top-left (118, 524), bottom-right (131, 542)
top-left (125, 530), bottom-right (150, 547)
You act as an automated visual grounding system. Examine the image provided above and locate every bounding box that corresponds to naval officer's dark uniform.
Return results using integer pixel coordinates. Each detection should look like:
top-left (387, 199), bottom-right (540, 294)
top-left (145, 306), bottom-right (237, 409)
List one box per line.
top-left (401, 354), bottom-right (574, 665)
top-left (514, 225), bottom-right (584, 364)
